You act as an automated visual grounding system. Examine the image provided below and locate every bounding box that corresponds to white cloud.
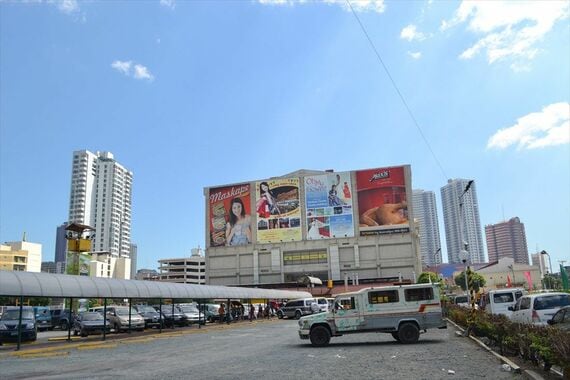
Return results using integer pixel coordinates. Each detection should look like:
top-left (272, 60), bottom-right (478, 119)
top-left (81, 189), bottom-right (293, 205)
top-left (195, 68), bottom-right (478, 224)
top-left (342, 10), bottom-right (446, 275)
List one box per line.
top-left (487, 102), bottom-right (570, 150)
top-left (400, 24), bottom-right (427, 42)
top-left (159, 0), bottom-right (176, 9)
top-left (441, 1), bottom-right (569, 69)
top-left (111, 60), bottom-right (154, 82)
top-left (257, 0), bottom-right (385, 13)
top-left (407, 51), bottom-right (422, 59)
top-left (57, 0), bottom-right (79, 14)
top-left (133, 64), bottom-right (154, 81)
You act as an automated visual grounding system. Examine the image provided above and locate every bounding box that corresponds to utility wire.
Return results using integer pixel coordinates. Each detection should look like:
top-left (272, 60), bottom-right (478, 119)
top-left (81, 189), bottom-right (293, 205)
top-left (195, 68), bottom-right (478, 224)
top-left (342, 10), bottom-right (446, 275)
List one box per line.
top-left (346, 0), bottom-right (448, 181)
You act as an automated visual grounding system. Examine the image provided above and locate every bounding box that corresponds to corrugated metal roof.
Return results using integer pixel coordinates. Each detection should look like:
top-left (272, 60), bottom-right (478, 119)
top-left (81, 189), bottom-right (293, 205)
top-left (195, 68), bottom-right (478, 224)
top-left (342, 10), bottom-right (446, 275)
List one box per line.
top-left (0, 271), bottom-right (312, 300)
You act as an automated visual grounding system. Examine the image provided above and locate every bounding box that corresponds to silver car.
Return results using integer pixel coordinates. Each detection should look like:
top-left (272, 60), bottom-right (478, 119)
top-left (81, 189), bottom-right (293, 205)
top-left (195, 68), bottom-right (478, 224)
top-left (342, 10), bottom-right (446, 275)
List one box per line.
top-left (277, 298), bottom-right (318, 320)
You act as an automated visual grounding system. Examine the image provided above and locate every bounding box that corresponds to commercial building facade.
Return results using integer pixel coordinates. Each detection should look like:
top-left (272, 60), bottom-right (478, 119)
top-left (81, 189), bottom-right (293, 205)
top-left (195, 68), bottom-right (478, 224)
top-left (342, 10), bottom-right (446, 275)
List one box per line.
top-left (205, 166), bottom-right (421, 286)
top-left (68, 150), bottom-right (133, 258)
top-left (158, 248), bottom-right (206, 284)
top-left (0, 241), bottom-right (42, 272)
top-left (485, 217), bottom-right (529, 264)
top-left (441, 179), bottom-right (485, 264)
top-left (412, 189), bottom-right (442, 266)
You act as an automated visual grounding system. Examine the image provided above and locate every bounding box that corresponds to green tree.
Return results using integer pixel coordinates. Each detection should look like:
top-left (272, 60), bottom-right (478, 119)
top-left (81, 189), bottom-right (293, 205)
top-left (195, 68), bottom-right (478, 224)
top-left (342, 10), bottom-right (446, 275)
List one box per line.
top-left (543, 274), bottom-right (561, 290)
top-left (418, 271), bottom-right (444, 292)
top-left (454, 270), bottom-right (486, 292)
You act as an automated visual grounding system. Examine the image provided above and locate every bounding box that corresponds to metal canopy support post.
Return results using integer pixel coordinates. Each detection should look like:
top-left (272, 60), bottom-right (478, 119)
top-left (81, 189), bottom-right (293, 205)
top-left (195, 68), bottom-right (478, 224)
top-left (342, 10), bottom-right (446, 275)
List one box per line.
top-left (171, 302), bottom-right (175, 329)
top-left (198, 300), bottom-right (202, 329)
top-left (159, 299), bottom-right (163, 333)
top-left (128, 298), bottom-right (132, 334)
top-left (16, 296), bottom-right (23, 351)
top-left (67, 298), bottom-right (73, 342)
top-left (103, 298), bottom-right (107, 341)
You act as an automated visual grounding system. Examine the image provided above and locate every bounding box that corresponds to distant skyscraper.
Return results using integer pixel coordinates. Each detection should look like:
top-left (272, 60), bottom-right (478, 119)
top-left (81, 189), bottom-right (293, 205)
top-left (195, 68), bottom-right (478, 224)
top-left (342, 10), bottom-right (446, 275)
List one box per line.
top-left (485, 217), bottom-right (529, 264)
top-left (54, 222), bottom-right (68, 264)
top-left (441, 179), bottom-right (485, 264)
top-left (412, 189), bottom-right (442, 266)
top-left (68, 150), bottom-right (133, 257)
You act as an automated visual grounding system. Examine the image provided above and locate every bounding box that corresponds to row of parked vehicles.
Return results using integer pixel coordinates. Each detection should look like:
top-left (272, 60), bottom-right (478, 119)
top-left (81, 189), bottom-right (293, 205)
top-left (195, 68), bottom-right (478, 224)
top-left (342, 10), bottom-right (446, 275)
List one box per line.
top-left (451, 288), bottom-right (570, 329)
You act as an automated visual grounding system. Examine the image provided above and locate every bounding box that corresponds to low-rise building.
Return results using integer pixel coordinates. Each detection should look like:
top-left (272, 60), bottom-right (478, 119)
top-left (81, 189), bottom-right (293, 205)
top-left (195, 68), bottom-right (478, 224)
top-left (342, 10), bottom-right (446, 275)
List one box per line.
top-left (0, 241), bottom-right (42, 272)
top-left (158, 248), bottom-right (205, 284)
top-left (89, 252), bottom-right (131, 279)
top-left (476, 257), bottom-right (541, 290)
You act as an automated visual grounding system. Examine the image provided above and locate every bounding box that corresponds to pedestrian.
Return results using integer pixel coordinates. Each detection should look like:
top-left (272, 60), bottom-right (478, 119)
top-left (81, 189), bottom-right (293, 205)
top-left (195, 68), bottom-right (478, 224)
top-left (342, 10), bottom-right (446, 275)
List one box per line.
top-left (258, 304), bottom-right (263, 319)
top-left (240, 304), bottom-right (245, 321)
top-left (265, 304), bottom-right (271, 319)
top-left (218, 303), bottom-right (225, 324)
top-left (249, 304), bottom-right (255, 321)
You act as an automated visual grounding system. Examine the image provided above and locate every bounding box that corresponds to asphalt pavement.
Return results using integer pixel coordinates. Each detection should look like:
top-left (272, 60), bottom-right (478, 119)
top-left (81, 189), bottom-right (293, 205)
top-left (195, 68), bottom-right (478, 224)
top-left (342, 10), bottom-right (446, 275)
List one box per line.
top-left (0, 319), bottom-right (525, 379)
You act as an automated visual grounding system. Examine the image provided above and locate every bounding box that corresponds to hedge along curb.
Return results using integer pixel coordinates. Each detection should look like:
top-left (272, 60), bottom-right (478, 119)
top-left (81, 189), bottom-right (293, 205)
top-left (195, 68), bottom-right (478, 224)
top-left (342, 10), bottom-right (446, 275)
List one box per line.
top-left (446, 318), bottom-right (522, 374)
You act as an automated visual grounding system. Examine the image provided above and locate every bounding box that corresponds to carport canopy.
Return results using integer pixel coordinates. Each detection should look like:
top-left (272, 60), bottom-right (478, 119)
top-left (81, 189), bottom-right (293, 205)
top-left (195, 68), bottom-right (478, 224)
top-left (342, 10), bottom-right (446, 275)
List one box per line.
top-left (0, 271), bottom-right (312, 300)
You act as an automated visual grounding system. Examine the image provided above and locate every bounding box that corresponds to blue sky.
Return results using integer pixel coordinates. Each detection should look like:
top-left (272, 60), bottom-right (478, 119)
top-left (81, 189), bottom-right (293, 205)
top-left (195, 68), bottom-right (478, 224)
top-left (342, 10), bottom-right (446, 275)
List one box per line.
top-left (1, 0), bottom-right (568, 272)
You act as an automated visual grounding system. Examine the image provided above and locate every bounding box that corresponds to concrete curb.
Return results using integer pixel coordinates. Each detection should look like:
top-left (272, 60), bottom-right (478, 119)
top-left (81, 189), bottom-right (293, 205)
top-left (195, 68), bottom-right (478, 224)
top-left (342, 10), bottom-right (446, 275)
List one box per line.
top-left (445, 318), bottom-right (565, 380)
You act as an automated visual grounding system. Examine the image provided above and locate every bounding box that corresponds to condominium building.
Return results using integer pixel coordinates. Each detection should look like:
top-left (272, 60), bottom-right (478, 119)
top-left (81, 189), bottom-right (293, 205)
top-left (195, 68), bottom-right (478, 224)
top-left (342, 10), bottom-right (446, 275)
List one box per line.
top-left (440, 179), bottom-right (485, 264)
top-left (158, 248), bottom-right (206, 284)
top-left (68, 150), bottom-right (133, 258)
top-left (485, 217), bottom-right (529, 264)
top-left (412, 189), bottom-right (442, 266)
top-left (0, 241), bottom-right (42, 272)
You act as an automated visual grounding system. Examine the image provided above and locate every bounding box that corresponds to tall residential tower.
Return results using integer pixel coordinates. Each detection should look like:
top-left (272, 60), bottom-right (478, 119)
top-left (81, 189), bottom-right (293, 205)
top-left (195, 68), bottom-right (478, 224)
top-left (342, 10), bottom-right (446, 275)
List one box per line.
top-left (440, 179), bottom-right (485, 264)
top-left (68, 150), bottom-right (133, 258)
top-left (412, 189), bottom-right (442, 266)
top-left (485, 217), bottom-right (529, 264)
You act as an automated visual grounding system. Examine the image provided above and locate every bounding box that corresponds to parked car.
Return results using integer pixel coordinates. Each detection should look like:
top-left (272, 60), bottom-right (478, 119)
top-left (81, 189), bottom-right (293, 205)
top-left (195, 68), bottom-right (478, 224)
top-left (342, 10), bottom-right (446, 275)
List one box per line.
top-left (33, 306), bottom-right (53, 331)
top-left (176, 304), bottom-right (203, 325)
top-left (133, 305), bottom-right (162, 328)
top-left (277, 298), bottom-right (318, 320)
top-left (152, 305), bottom-right (187, 327)
top-left (73, 312), bottom-right (111, 337)
top-left (199, 304), bottom-right (221, 322)
top-left (50, 309), bottom-right (73, 330)
top-left (90, 306), bottom-right (145, 332)
top-left (547, 305), bottom-right (570, 331)
top-left (480, 288), bottom-right (525, 317)
top-left (0, 307), bottom-right (37, 344)
top-left (509, 292), bottom-right (570, 325)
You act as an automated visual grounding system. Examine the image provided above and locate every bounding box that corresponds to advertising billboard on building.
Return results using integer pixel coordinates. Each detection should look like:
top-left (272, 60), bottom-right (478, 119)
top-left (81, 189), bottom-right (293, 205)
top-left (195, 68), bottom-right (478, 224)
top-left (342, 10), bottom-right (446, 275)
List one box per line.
top-left (304, 172), bottom-right (354, 239)
top-left (255, 178), bottom-right (302, 243)
top-left (356, 166), bottom-right (409, 235)
top-left (209, 183), bottom-right (252, 247)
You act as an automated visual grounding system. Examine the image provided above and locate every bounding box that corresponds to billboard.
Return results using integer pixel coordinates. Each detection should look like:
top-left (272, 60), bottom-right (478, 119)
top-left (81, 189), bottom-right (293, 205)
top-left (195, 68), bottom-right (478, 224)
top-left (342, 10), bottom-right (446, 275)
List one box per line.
top-left (66, 251), bottom-right (91, 276)
top-left (355, 166), bottom-right (409, 235)
top-left (255, 178), bottom-right (302, 243)
top-left (209, 183), bottom-right (252, 247)
top-left (304, 172), bottom-right (354, 239)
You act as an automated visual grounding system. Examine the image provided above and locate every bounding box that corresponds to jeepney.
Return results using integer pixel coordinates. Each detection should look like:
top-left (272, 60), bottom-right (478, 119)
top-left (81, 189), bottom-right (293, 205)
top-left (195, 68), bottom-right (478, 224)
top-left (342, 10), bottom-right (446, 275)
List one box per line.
top-left (298, 283), bottom-right (447, 347)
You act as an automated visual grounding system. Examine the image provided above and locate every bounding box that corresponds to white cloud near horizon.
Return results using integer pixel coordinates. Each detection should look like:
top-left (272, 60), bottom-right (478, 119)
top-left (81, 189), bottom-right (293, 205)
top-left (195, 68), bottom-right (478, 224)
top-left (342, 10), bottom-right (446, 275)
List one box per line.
top-left (111, 60), bottom-right (154, 82)
top-left (257, 0), bottom-right (386, 13)
top-left (400, 24), bottom-right (427, 42)
top-left (441, 1), bottom-right (569, 69)
top-left (487, 102), bottom-right (570, 150)
top-left (407, 51), bottom-right (422, 60)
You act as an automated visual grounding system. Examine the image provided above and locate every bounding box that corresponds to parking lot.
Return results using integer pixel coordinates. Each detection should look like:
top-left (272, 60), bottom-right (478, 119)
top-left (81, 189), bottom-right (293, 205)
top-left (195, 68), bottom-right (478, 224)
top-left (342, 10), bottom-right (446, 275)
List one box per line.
top-left (0, 319), bottom-right (523, 379)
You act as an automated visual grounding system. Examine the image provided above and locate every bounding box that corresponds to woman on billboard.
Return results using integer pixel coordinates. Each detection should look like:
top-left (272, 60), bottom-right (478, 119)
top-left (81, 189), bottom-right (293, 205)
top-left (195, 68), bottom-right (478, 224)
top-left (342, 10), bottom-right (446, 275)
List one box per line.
top-left (256, 182), bottom-right (280, 218)
top-left (226, 197), bottom-right (251, 246)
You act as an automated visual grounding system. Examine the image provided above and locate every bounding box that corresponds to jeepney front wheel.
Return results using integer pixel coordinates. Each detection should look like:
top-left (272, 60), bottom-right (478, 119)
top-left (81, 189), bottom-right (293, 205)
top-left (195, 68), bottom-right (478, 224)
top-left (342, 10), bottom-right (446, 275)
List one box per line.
top-left (391, 332), bottom-right (401, 342)
top-left (397, 322), bottom-right (419, 344)
top-left (310, 326), bottom-right (331, 347)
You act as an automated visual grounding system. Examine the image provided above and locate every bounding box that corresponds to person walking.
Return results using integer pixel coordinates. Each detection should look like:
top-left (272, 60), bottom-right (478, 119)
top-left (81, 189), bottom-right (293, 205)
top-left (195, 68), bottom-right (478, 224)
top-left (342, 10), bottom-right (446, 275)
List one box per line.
top-left (249, 304), bottom-right (255, 321)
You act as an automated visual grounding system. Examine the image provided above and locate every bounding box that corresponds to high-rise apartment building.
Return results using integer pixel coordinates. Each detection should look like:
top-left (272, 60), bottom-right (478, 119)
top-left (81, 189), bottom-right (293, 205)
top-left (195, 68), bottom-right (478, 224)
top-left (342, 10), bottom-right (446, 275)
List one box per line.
top-left (485, 217), bottom-right (529, 264)
top-left (441, 179), bottom-right (485, 264)
top-left (54, 222), bottom-right (68, 265)
top-left (412, 189), bottom-right (442, 266)
top-left (68, 150), bottom-right (133, 258)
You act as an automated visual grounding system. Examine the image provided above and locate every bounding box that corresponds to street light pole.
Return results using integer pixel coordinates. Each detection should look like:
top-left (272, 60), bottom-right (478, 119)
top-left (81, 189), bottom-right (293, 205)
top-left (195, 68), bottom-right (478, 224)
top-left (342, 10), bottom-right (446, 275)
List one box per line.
top-left (458, 180), bottom-right (473, 303)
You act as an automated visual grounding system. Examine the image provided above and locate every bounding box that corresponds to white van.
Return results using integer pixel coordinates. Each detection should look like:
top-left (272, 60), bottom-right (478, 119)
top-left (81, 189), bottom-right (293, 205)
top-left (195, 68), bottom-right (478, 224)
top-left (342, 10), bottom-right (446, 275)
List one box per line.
top-left (481, 288), bottom-right (525, 317)
top-left (510, 292), bottom-right (570, 325)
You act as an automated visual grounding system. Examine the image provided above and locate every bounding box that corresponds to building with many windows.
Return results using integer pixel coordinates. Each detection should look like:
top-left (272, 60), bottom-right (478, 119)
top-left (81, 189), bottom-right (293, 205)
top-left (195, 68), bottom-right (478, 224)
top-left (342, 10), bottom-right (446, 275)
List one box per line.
top-left (440, 179), bottom-right (485, 264)
top-left (158, 248), bottom-right (206, 284)
top-left (412, 189), bottom-right (442, 266)
top-left (485, 217), bottom-right (529, 264)
top-left (205, 165), bottom-right (421, 286)
top-left (0, 240), bottom-right (42, 272)
top-left (68, 150), bottom-right (133, 258)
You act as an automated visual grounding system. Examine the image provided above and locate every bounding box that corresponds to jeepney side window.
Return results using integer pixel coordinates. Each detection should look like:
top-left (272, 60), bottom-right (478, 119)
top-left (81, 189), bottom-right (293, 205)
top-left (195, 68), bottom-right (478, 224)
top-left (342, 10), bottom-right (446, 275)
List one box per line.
top-left (404, 287), bottom-right (434, 302)
top-left (368, 290), bottom-right (399, 304)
